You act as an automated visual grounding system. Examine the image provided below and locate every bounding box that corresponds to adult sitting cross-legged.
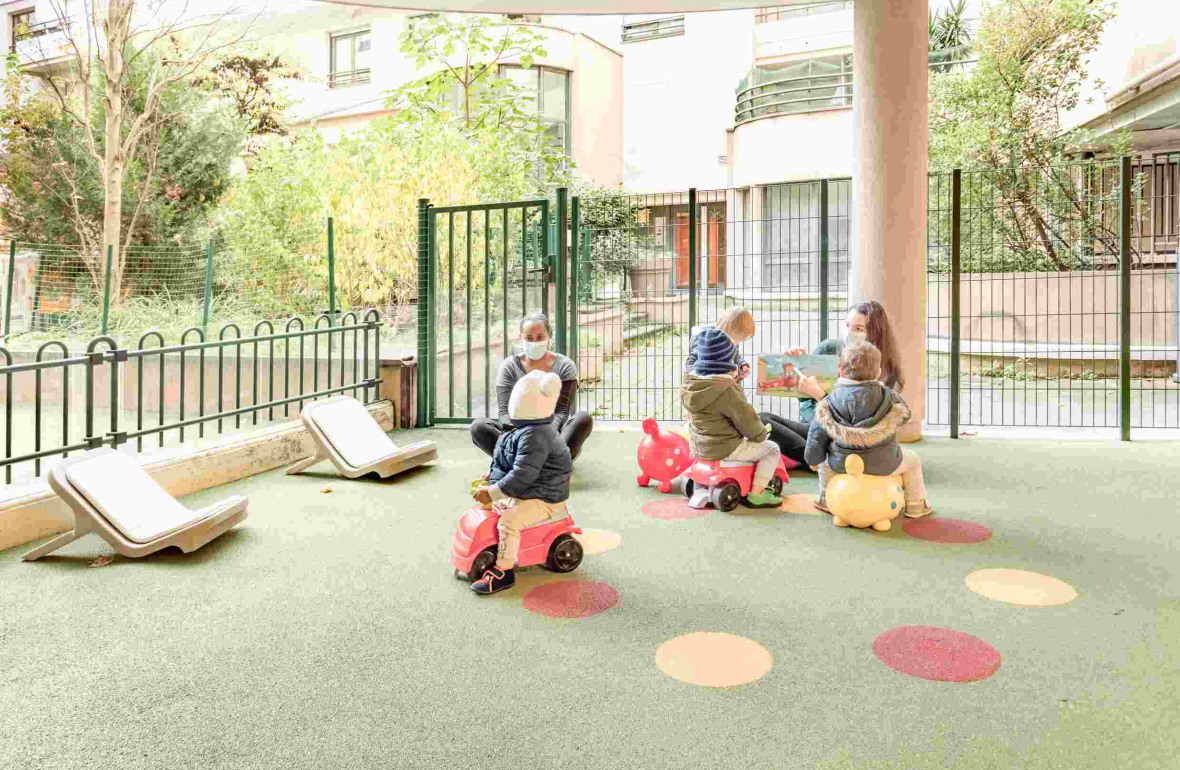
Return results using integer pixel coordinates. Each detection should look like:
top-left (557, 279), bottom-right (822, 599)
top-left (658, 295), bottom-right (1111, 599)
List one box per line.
top-left (469, 313), bottom-right (595, 462)
top-left (758, 301), bottom-right (906, 468)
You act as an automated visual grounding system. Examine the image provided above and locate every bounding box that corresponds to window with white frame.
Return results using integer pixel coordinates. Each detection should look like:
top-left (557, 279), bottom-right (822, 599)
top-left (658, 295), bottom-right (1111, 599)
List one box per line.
top-left (499, 65), bottom-right (571, 154)
top-left (329, 29), bottom-right (371, 88)
top-left (622, 16), bottom-right (685, 44)
top-left (11, 9), bottom-right (35, 48)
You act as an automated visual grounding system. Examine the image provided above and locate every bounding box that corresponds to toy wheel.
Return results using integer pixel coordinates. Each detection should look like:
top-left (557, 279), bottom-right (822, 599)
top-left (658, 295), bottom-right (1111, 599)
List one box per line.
top-left (545, 535), bottom-right (583, 573)
top-left (713, 482), bottom-right (743, 512)
top-left (466, 548), bottom-right (497, 582)
top-left (767, 476), bottom-right (784, 497)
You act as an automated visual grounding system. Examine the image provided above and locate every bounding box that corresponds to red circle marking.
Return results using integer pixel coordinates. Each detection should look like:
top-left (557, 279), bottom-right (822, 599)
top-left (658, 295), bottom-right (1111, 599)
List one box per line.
top-left (903, 517), bottom-right (993, 544)
top-left (523, 581), bottom-right (619, 619)
top-left (873, 626), bottom-right (1001, 682)
top-left (642, 498), bottom-right (712, 521)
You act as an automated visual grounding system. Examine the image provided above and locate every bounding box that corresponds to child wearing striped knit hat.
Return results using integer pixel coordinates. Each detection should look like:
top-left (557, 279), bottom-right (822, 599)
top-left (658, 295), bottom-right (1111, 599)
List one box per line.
top-left (679, 309), bottom-right (783, 508)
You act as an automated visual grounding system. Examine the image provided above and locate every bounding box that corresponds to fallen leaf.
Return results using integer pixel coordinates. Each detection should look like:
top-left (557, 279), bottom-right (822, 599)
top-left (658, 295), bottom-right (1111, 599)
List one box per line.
top-left (321, 486), bottom-right (332, 494)
top-left (88, 555), bottom-right (114, 568)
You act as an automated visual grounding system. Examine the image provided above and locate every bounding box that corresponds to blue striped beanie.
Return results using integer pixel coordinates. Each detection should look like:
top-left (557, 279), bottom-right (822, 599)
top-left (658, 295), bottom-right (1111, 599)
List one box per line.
top-left (693, 327), bottom-right (738, 377)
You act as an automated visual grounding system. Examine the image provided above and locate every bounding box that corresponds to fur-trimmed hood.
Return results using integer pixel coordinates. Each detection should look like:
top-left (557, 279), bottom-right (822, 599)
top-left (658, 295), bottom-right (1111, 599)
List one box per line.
top-left (814, 379), bottom-right (911, 448)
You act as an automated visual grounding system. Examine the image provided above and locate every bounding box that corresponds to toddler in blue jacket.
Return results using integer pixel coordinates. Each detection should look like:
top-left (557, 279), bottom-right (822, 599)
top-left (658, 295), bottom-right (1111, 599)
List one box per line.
top-left (472, 369), bottom-right (573, 595)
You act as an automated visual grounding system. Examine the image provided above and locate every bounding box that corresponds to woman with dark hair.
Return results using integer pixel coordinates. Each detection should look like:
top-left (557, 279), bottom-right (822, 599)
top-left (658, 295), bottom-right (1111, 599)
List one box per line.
top-left (469, 313), bottom-right (595, 462)
top-left (757, 300), bottom-right (905, 466)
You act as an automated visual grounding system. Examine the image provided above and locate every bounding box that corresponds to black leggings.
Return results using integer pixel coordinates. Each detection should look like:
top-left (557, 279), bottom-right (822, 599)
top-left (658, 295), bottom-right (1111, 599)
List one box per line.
top-left (757, 412), bottom-right (810, 467)
top-left (470, 412), bottom-right (595, 462)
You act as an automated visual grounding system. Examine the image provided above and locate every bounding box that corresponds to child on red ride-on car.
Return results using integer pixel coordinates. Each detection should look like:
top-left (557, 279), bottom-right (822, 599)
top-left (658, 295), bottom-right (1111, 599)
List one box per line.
top-left (472, 369), bottom-right (573, 595)
top-left (679, 312), bottom-right (783, 509)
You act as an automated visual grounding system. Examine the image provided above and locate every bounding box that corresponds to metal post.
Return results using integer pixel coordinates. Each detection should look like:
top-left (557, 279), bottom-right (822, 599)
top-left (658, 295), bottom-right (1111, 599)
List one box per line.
top-left (688, 188), bottom-right (698, 329)
top-left (202, 238), bottom-right (214, 334)
top-left (1119, 156), bottom-right (1132, 441)
top-left (327, 217), bottom-right (336, 325)
top-left (416, 199), bottom-right (430, 428)
top-left (819, 179), bottom-right (830, 343)
top-left (3, 240), bottom-right (15, 342)
top-left (555, 187), bottom-right (568, 355)
top-left (100, 244), bottom-right (113, 335)
top-left (570, 196), bottom-right (580, 367)
top-left (950, 169), bottom-right (962, 439)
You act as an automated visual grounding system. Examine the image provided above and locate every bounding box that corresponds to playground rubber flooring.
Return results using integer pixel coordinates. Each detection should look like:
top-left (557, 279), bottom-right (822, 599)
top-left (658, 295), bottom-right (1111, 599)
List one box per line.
top-left (3, 428), bottom-right (1179, 769)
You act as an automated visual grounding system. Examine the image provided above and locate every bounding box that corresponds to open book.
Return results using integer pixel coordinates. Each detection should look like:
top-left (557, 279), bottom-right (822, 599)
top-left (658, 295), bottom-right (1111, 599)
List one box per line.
top-left (756, 354), bottom-right (839, 399)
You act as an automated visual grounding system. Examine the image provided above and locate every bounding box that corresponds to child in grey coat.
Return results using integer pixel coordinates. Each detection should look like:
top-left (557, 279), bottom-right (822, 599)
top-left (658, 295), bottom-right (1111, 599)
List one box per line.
top-left (804, 341), bottom-right (933, 517)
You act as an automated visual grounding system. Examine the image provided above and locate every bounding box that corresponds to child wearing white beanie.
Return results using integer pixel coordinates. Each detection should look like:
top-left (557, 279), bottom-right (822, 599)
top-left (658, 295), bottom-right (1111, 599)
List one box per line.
top-left (472, 369), bottom-right (574, 595)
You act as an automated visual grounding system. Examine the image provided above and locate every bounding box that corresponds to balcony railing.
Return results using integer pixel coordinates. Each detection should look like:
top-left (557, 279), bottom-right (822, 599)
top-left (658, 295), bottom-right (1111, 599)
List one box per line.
top-left (10, 16), bottom-right (71, 53)
top-left (735, 72), bottom-right (853, 125)
top-left (328, 68), bottom-right (371, 89)
top-left (755, 2), bottom-right (853, 24)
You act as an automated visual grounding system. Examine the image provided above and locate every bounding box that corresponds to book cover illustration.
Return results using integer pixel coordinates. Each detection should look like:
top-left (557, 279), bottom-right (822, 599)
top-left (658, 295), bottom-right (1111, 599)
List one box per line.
top-left (755, 354), bottom-right (839, 398)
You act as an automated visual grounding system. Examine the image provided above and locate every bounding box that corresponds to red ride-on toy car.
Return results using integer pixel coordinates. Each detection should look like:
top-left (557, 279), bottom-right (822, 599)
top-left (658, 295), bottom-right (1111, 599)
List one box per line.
top-left (682, 456), bottom-right (792, 512)
top-left (451, 502), bottom-right (585, 581)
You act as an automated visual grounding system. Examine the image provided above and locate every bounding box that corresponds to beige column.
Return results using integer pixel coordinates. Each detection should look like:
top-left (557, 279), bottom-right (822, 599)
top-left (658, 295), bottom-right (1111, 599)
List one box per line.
top-left (850, 0), bottom-right (928, 442)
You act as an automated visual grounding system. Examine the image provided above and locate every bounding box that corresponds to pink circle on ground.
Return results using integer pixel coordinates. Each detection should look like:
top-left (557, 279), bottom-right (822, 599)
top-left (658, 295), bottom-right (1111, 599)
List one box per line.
top-left (642, 498), bottom-right (712, 521)
top-left (873, 626), bottom-right (1001, 682)
top-left (903, 517), bottom-right (993, 544)
top-left (523, 580), bottom-right (619, 619)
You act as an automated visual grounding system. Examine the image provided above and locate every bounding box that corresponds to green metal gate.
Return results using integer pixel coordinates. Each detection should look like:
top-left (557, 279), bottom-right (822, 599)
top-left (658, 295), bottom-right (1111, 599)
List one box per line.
top-left (416, 191), bottom-right (575, 426)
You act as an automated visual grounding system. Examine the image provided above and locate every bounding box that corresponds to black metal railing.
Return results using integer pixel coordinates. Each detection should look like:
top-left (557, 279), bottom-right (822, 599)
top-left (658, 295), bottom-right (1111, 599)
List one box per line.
top-left (0, 310), bottom-right (382, 484)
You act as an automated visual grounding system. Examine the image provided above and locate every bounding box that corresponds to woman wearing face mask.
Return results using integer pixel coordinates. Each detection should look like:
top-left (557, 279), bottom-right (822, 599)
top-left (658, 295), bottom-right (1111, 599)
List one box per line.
top-left (469, 313), bottom-right (595, 462)
top-left (756, 301), bottom-right (905, 467)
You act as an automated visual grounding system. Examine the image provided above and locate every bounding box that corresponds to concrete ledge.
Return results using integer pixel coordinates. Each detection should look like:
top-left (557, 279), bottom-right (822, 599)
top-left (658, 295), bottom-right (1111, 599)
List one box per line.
top-left (0, 400), bottom-right (395, 554)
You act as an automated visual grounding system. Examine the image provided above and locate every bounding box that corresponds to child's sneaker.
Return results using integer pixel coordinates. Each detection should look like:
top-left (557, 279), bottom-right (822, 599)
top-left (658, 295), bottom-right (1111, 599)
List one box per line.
top-left (472, 567), bottom-right (515, 595)
top-left (904, 500), bottom-right (934, 519)
top-left (744, 489), bottom-right (783, 508)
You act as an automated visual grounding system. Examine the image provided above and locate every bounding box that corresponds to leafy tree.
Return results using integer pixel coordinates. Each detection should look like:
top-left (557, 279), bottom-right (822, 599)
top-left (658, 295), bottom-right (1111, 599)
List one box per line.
top-left (1, 44), bottom-right (296, 304)
top-left (8, 0), bottom-right (255, 301)
top-left (928, 0), bottom-right (1124, 272)
top-left (385, 13), bottom-right (571, 193)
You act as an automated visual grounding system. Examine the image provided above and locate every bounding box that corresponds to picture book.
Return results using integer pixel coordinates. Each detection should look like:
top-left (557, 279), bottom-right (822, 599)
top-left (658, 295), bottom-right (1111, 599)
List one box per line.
top-left (755, 354), bottom-right (839, 399)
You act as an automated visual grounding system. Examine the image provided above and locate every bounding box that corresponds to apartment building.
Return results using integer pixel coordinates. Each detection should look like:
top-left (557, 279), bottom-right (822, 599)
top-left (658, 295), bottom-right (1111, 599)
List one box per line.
top-left (249, 2), bottom-right (625, 188)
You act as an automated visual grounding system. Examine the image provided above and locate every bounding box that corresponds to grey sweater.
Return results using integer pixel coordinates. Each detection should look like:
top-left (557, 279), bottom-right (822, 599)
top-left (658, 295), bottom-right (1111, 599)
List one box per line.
top-left (495, 354), bottom-right (579, 428)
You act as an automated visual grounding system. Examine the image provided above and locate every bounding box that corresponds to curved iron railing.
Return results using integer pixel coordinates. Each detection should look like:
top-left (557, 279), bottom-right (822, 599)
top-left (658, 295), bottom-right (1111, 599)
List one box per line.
top-left (735, 72), bottom-right (854, 126)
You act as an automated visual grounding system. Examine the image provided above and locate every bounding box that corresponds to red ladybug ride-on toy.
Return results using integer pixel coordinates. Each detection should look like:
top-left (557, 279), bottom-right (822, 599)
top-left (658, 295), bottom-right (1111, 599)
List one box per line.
top-left (451, 502), bottom-right (585, 581)
top-left (682, 456), bottom-right (792, 512)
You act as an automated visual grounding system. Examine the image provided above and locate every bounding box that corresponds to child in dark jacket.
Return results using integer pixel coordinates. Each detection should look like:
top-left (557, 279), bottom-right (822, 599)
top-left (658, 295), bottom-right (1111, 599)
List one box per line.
top-left (804, 341), bottom-right (933, 517)
top-left (472, 370), bottom-right (573, 595)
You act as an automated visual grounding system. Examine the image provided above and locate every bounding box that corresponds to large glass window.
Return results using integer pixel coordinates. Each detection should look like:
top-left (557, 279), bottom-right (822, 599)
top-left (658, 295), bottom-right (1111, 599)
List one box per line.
top-left (736, 53), bottom-right (852, 125)
top-left (329, 29), bottom-right (371, 89)
top-left (762, 182), bottom-right (850, 290)
top-left (499, 65), bottom-right (570, 154)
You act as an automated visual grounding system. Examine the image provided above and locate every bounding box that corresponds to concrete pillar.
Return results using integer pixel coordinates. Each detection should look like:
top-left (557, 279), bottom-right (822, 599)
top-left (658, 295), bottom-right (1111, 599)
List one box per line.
top-left (850, 0), bottom-right (928, 442)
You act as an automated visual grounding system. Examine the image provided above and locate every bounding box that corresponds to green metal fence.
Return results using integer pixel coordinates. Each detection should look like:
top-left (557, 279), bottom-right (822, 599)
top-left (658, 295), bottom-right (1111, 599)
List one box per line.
top-left (0, 311), bottom-right (382, 485)
top-left (420, 158), bottom-right (1179, 438)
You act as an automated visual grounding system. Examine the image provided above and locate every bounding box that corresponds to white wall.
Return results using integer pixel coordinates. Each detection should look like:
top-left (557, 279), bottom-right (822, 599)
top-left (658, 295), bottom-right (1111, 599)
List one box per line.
top-left (731, 109), bottom-right (853, 187)
top-left (619, 10), bottom-right (754, 193)
top-left (753, 5), bottom-right (852, 64)
top-left (1060, 0), bottom-right (1180, 134)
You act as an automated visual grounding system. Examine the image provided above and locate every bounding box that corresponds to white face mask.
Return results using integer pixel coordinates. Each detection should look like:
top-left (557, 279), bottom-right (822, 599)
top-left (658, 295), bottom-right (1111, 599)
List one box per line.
top-left (845, 330), bottom-right (868, 346)
top-left (522, 340), bottom-right (548, 361)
